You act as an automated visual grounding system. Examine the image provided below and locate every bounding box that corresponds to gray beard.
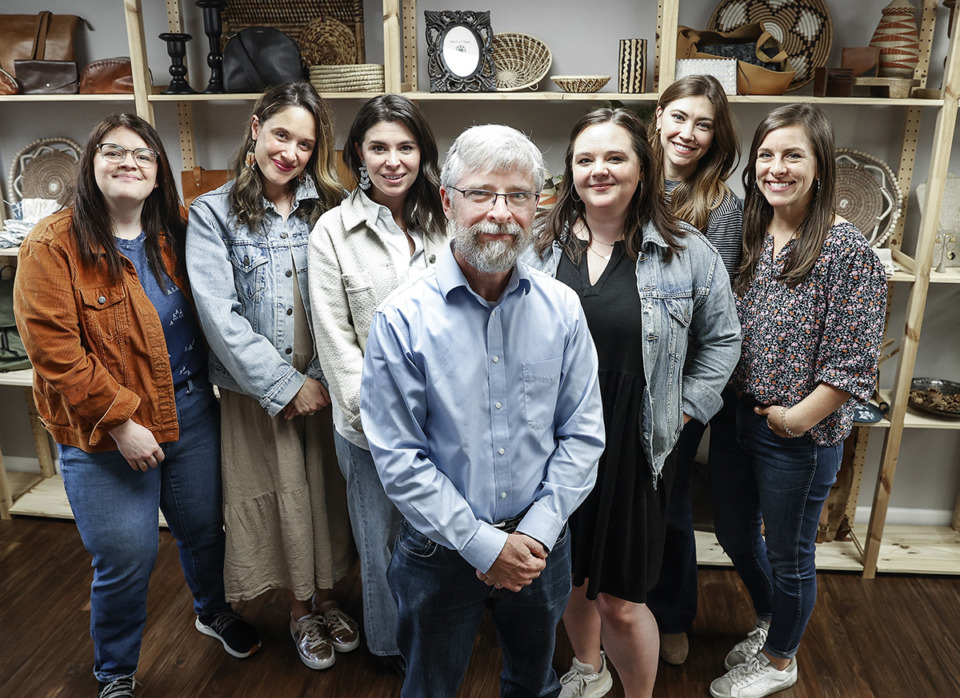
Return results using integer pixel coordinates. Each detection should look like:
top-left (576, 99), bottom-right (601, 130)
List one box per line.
top-left (451, 219), bottom-right (531, 273)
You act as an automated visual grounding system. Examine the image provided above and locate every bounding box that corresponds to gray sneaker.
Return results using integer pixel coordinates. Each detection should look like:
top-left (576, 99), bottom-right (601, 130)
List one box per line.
top-left (290, 614), bottom-right (335, 670)
top-left (558, 650), bottom-right (614, 697)
top-left (710, 653), bottom-right (798, 698)
top-left (724, 624), bottom-right (769, 670)
top-left (97, 677), bottom-right (136, 697)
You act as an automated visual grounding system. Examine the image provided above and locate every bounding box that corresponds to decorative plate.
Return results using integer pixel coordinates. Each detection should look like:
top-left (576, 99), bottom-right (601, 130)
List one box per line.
top-left (834, 148), bottom-right (902, 248)
top-left (708, 0), bottom-right (833, 91)
top-left (7, 137), bottom-right (83, 205)
top-left (909, 378), bottom-right (960, 418)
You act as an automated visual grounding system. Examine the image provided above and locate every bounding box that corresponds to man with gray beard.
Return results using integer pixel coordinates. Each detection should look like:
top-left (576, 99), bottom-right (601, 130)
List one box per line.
top-left (360, 124), bottom-right (605, 697)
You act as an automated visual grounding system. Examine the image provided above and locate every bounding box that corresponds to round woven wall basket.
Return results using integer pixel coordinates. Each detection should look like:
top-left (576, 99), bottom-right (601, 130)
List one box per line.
top-left (708, 0), bottom-right (833, 91)
top-left (309, 64), bottom-right (384, 92)
top-left (300, 16), bottom-right (357, 65)
top-left (8, 137), bottom-right (83, 204)
top-left (492, 32), bottom-right (552, 91)
top-left (835, 148), bottom-right (902, 248)
top-left (22, 151), bottom-right (79, 208)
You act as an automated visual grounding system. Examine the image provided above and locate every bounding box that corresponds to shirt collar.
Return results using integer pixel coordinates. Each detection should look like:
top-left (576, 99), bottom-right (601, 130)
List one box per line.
top-left (436, 240), bottom-right (531, 305)
top-left (263, 175), bottom-right (319, 212)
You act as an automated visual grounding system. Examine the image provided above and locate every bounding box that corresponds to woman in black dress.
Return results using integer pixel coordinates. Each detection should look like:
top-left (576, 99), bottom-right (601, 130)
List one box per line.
top-left (532, 108), bottom-right (740, 697)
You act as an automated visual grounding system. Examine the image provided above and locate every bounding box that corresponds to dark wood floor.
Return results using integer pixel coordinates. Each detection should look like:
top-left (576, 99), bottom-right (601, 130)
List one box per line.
top-left (2, 516), bottom-right (959, 697)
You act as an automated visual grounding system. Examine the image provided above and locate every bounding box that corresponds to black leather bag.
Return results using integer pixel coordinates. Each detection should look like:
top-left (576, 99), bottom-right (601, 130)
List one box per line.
top-left (222, 27), bottom-right (303, 93)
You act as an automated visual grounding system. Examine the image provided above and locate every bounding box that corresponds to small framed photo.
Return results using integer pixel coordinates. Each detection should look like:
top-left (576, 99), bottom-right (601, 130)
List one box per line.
top-left (424, 10), bottom-right (495, 93)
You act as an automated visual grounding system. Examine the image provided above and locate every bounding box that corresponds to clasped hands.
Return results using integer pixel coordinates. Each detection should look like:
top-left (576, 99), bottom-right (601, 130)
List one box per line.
top-left (475, 532), bottom-right (548, 593)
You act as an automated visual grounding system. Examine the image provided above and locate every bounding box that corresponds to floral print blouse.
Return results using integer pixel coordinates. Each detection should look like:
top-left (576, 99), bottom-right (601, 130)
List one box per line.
top-left (734, 221), bottom-right (888, 446)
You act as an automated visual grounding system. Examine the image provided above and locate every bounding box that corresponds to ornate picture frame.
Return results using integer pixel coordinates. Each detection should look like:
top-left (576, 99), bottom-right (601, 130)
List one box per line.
top-left (424, 10), bottom-right (495, 93)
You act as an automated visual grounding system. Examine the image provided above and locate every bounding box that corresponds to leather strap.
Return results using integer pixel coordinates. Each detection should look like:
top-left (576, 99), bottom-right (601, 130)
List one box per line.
top-left (31, 11), bottom-right (53, 60)
top-left (235, 31), bottom-right (266, 92)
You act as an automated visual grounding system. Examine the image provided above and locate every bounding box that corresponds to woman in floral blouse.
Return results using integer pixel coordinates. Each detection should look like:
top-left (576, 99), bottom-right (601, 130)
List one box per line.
top-left (708, 104), bottom-right (887, 698)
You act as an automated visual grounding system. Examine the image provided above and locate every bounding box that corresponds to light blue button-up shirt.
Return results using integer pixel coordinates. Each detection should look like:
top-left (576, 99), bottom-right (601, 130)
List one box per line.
top-left (360, 242), bottom-right (605, 574)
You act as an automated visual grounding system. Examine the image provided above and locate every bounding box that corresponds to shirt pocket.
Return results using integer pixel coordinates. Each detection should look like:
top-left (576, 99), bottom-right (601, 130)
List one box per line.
top-left (342, 273), bottom-right (376, 328)
top-left (664, 296), bottom-right (693, 361)
top-left (78, 285), bottom-right (128, 343)
top-left (228, 244), bottom-right (268, 302)
top-left (522, 356), bottom-right (563, 431)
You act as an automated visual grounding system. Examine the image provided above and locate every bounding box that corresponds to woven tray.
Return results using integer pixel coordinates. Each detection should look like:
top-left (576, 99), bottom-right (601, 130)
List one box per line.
top-left (309, 64), bottom-right (384, 92)
top-left (22, 151), bottom-right (79, 207)
top-left (834, 148), bottom-right (902, 248)
top-left (223, 0), bottom-right (365, 63)
top-left (708, 0), bottom-right (833, 91)
top-left (7, 137), bottom-right (83, 204)
top-left (492, 32), bottom-right (551, 91)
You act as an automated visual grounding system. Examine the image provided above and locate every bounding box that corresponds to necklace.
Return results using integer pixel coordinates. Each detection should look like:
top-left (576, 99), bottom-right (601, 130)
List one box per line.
top-left (587, 245), bottom-right (613, 261)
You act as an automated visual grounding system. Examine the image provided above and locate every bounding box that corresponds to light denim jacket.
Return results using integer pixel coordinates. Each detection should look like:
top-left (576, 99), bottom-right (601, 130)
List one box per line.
top-left (186, 178), bottom-right (326, 417)
top-left (523, 220), bottom-right (742, 481)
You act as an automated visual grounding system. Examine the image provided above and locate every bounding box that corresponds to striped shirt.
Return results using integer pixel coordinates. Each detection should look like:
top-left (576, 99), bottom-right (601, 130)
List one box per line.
top-left (665, 180), bottom-right (743, 278)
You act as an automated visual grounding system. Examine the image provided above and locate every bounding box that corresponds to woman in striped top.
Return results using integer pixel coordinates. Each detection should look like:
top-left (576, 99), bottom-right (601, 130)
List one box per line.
top-left (645, 74), bottom-right (744, 668)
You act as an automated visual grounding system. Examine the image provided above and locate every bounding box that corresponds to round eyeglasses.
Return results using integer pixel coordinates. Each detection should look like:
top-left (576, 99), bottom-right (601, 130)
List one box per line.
top-left (97, 143), bottom-right (160, 166)
top-left (449, 187), bottom-right (540, 212)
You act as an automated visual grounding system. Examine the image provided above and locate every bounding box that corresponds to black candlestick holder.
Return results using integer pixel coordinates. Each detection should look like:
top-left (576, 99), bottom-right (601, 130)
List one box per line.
top-left (159, 32), bottom-right (197, 95)
top-left (196, 0), bottom-right (227, 93)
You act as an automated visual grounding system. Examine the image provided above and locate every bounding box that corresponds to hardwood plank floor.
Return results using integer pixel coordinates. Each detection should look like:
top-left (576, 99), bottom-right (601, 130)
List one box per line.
top-left (2, 516), bottom-right (959, 697)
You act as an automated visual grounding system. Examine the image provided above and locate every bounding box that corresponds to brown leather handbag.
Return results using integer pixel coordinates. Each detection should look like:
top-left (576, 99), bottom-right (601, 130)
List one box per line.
top-left (0, 67), bottom-right (17, 95)
top-left (79, 58), bottom-right (135, 94)
top-left (14, 59), bottom-right (79, 94)
top-left (0, 11), bottom-right (86, 77)
top-left (181, 167), bottom-right (232, 207)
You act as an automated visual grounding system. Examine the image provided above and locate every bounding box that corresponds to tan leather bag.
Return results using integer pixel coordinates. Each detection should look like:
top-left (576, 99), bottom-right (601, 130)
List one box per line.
top-left (181, 167), bottom-right (232, 208)
top-left (0, 12), bottom-right (86, 77)
top-left (677, 24), bottom-right (795, 96)
top-left (0, 67), bottom-right (17, 95)
top-left (79, 58), bottom-right (134, 94)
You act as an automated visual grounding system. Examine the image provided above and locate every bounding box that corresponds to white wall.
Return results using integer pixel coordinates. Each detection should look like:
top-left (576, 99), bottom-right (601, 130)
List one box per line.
top-left (2, 0), bottom-right (958, 524)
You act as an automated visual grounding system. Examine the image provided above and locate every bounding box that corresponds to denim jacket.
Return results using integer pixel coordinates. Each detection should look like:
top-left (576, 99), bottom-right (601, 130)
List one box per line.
top-left (186, 178), bottom-right (326, 417)
top-left (523, 220), bottom-right (741, 481)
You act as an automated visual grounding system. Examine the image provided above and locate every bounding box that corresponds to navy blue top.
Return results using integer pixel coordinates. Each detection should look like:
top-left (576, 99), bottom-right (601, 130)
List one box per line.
top-left (116, 233), bottom-right (204, 389)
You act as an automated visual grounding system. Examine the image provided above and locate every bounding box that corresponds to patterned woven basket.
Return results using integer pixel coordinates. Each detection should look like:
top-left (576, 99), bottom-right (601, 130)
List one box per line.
top-left (834, 148), bottom-right (902, 248)
top-left (492, 32), bottom-right (552, 91)
top-left (309, 64), bottom-right (384, 92)
top-left (299, 16), bottom-right (357, 65)
top-left (708, 0), bottom-right (833, 91)
top-left (551, 75), bottom-right (611, 93)
top-left (223, 0), bottom-right (365, 63)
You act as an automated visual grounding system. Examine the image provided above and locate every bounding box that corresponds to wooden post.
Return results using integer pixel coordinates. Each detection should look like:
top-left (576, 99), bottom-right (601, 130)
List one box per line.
top-left (124, 0), bottom-right (155, 124)
top-left (383, 0), bottom-right (402, 94)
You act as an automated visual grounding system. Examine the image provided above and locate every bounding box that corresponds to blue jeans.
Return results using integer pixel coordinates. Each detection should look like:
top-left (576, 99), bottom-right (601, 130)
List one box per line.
top-left (60, 382), bottom-right (228, 682)
top-left (648, 386), bottom-right (738, 633)
top-left (712, 394), bottom-right (841, 659)
top-left (388, 520), bottom-right (571, 698)
top-left (333, 431), bottom-right (402, 656)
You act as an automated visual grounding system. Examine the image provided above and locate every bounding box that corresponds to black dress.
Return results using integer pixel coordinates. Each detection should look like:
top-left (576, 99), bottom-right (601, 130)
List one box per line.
top-left (556, 240), bottom-right (673, 603)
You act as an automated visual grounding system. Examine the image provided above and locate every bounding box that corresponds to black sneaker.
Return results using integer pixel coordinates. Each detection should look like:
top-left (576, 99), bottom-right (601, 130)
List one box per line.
top-left (98, 677), bottom-right (136, 697)
top-left (195, 610), bottom-right (261, 658)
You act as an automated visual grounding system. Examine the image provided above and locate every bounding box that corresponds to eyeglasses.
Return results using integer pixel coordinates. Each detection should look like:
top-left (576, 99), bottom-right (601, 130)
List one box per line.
top-left (449, 187), bottom-right (540, 212)
top-left (97, 143), bottom-right (160, 166)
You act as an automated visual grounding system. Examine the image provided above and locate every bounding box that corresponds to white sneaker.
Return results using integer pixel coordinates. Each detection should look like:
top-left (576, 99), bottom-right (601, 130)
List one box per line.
top-left (724, 623), bottom-right (769, 670)
top-left (558, 651), bottom-right (614, 697)
top-left (710, 653), bottom-right (798, 698)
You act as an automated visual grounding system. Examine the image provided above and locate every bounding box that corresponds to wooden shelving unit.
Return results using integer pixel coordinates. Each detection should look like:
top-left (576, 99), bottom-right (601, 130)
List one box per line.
top-left (2, 0), bottom-right (959, 575)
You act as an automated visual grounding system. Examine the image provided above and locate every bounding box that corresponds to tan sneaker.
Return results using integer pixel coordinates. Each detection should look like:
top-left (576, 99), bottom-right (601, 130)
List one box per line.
top-left (660, 631), bottom-right (689, 665)
top-left (317, 600), bottom-right (360, 653)
top-left (558, 651), bottom-right (614, 697)
top-left (290, 614), bottom-right (335, 670)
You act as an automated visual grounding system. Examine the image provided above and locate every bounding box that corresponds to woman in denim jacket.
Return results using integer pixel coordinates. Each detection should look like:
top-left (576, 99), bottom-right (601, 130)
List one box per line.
top-left (14, 114), bottom-right (259, 698)
top-left (307, 95), bottom-right (446, 669)
top-left (186, 83), bottom-right (358, 672)
top-left (526, 107), bottom-right (741, 698)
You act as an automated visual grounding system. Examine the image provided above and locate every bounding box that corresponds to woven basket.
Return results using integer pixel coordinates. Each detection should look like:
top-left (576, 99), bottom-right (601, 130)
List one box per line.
top-left (834, 148), bottom-right (902, 248)
top-left (223, 0), bottom-right (365, 63)
top-left (708, 0), bottom-right (833, 91)
top-left (22, 151), bottom-right (79, 207)
top-left (492, 32), bottom-right (551, 91)
top-left (8, 137), bottom-right (83, 204)
top-left (551, 75), bottom-right (611, 93)
top-left (300, 16), bottom-right (357, 65)
top-left (309, 64), bottom-right (384, 92)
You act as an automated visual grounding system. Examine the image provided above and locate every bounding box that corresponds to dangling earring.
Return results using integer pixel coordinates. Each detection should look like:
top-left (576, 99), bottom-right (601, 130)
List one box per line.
top-left (571, 187), bottom-right (582, 203)
top-left (245, 144), bottom-right (256, 169)
top-left (655, 122), bottom-right (662, 136)
top-left (358, 162), bottom-right (371, 190)
top-left (814, 178), bottom-right (821, 197)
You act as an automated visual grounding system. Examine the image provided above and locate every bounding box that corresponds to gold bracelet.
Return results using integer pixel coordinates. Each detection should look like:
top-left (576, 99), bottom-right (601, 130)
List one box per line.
top-left (781, 406), bottom-right (804, 438)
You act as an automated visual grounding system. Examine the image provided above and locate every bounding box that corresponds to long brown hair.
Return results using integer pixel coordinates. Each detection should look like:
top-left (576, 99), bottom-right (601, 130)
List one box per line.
top-left (72, 113), bottom-right (185, 286)
top-left (735, 103), bottom-right (836, 294)
top-left (343, 94), bottom-right (445, 239)
top-left (648, 75), bottom-right (739, 232)
top-left (537, 107), bottom-right (686, 263)
top-left (229, 82), bottom-right (342, 233)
